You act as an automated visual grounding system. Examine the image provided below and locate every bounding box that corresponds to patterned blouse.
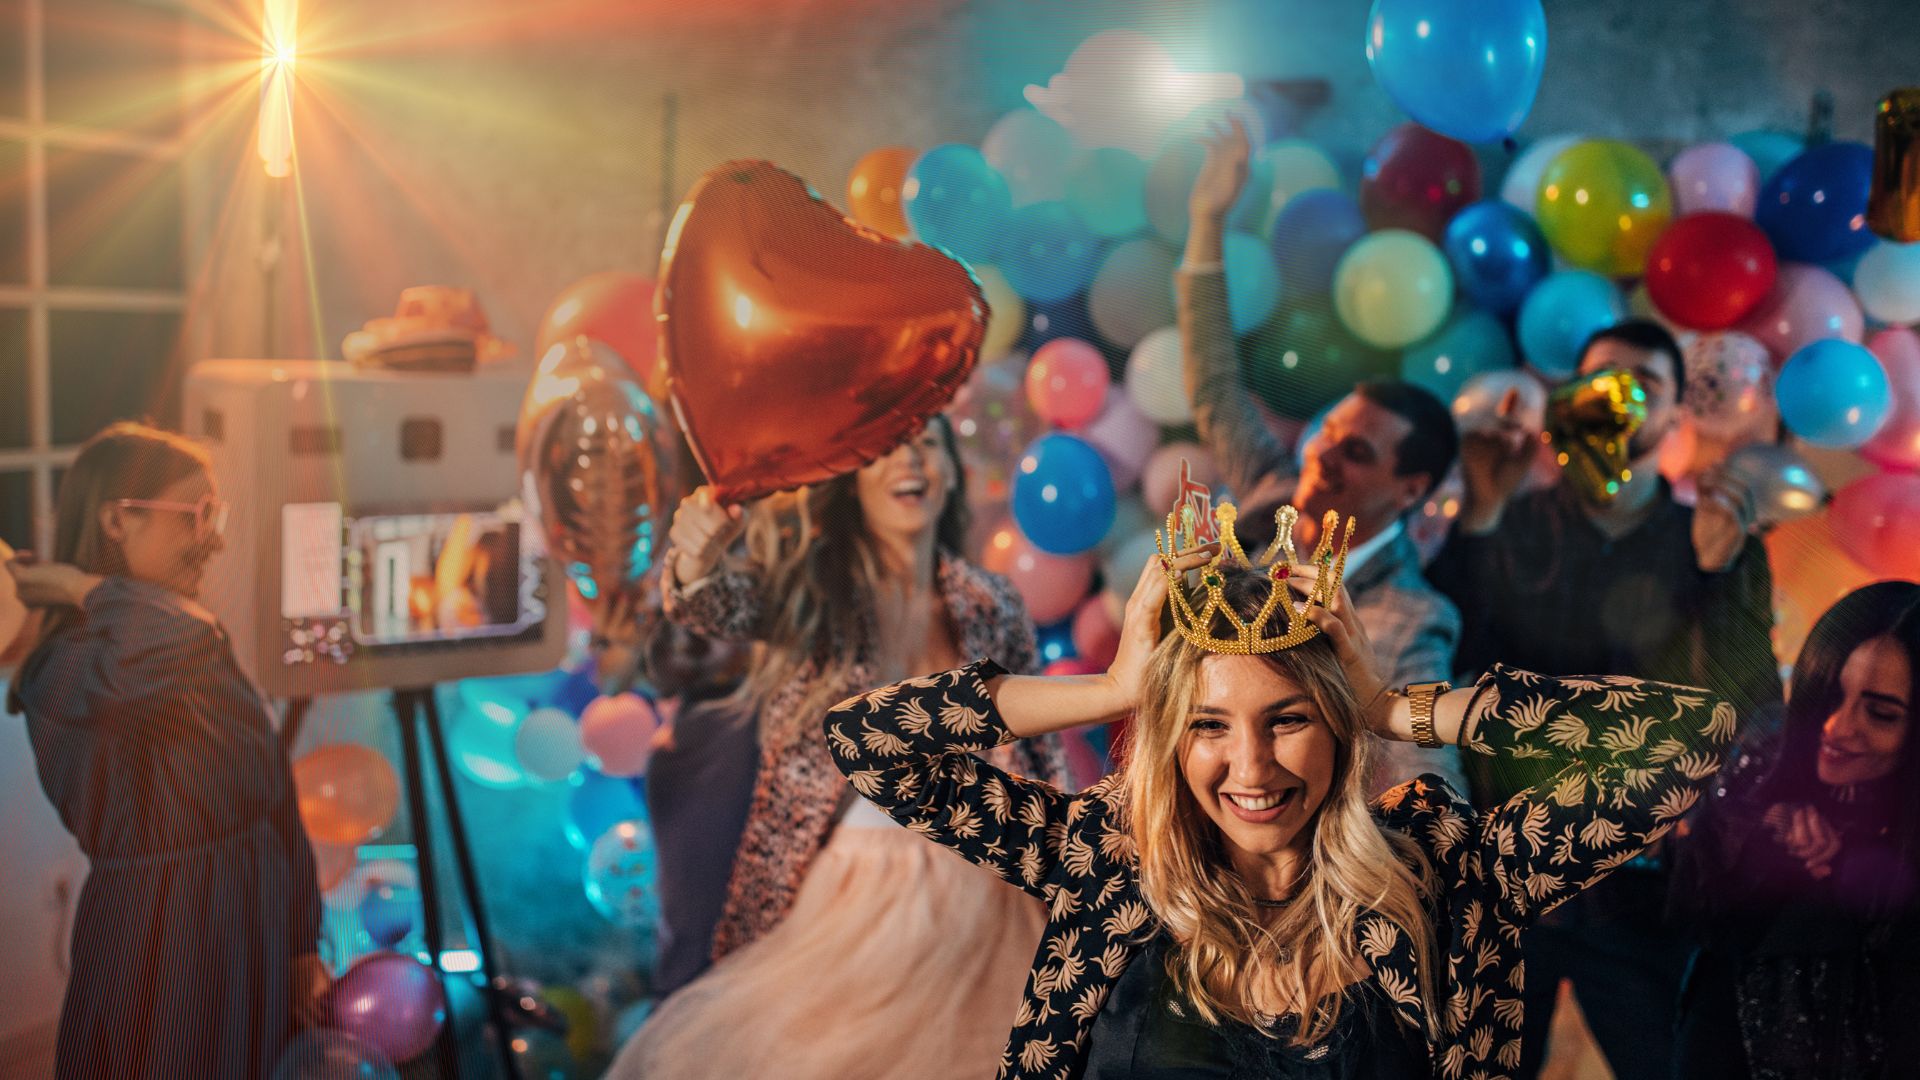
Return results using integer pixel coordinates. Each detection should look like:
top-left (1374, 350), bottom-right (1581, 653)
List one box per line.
top-left (825, 660), bottom-right (1735, 1080)
top-left (664, 551), bottom-right (1064, 958)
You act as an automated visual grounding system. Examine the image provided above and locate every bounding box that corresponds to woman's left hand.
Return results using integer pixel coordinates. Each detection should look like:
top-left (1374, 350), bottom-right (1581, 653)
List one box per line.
top-left (291, 953), bottom-right (333, 1028)
top-left (1294, 569), bottom-right (1389, 724)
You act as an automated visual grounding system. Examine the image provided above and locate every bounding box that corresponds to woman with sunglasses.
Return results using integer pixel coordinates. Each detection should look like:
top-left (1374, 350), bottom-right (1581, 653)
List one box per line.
top-left (6, 422), bottom-right (328, 1078)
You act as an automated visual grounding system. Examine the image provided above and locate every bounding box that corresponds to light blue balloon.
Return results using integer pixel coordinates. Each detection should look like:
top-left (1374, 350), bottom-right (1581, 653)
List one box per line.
top-left (1012, 433), bottom-right (1116, 555)
top-left (1730, 129), bottom-right (1805, 186)
top-left (1776, 339), bottom-right (1893, 449)
top-left (1066, 148), bottom-right (1150, 239)
top-left (1365, 0), bottom-right (1547, 144)
top-left (1517, 270), bottom-right (1624, 379)
top-left (1176, 232), bottom-right (1282, 335)
top-left (1444, 201), bottom-right (1550, 315)
top-left (903, 144), bottom-right (1011, 264)
top-left (1401, 309), bottom-right (1517, 401)
top-left (448, 690), bottom-right (528, 790)
top-left (997, 201), bottom-right (1103, 304)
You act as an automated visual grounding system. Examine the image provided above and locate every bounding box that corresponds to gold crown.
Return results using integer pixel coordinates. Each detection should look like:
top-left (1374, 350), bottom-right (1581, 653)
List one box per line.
top-left (1156, 498), bottom-right (1355, 655)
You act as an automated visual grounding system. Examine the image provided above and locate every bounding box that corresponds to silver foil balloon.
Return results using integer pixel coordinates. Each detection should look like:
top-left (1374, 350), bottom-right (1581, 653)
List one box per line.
top-left (519, 336), bottom-right (680, 618)
top-left (1721, 443), bottom-right (1827, 527)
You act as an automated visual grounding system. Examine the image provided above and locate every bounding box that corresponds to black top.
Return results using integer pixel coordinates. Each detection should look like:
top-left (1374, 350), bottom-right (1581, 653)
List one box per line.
top-left (1428, 482), bottom-right (1781, 809)
top-left (1085, 933), bottom-right (1427, 1080)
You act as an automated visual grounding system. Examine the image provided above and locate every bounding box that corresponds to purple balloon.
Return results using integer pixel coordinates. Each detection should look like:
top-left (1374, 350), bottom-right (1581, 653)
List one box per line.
top-left (1079, 390), bottom-right (1159, 492)
top-left (1269, 189), bottom-right (1366, 296)
top-left (329, 951), bottom-right (447, 1065)
top-left (1669, 142), bottom-right (1760, 218)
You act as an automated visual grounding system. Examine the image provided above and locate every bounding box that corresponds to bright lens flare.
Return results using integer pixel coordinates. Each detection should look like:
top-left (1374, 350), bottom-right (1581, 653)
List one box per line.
top-left (258, 0), bottom-right (299, 177)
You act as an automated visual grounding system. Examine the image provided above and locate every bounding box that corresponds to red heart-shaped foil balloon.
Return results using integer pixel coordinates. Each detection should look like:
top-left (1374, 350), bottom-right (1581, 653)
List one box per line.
top-left (657, 160), bottom-right (987, 503)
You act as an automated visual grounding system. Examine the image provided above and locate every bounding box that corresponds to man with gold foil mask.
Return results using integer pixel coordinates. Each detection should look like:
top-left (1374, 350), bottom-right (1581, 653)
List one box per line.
top-left (1428, 319), bottom-right (1782, 1080)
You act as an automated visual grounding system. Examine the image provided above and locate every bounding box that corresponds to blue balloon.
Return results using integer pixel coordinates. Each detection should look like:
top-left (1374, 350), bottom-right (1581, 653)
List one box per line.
top-left (997, 202), bottom-right (1103, 304)
top-left (565, 768), bottom-right (647, 851)
top-left (1270, 189), bottom-right (1366, 298)
top-left (1756, 142), bottom-right (1875, 264)
top-left (1037, 620), bottom-right (1076, 665)
top-left (543, 666), bottom-right (600, 717)
top-left (1729, 130), bottom-right (1805, 185)
top-left (1776, 339), bottom-right (1893, 449)
top-left (1401, 310), bottom-right (1517, 401)
top-left (903, 144), bottom-right (1011, 264)
top-left (1019, 294), bottom-right (1099, 355)
top-left (358, 883), bottom-right (416, 948)
top-left (1012, 433), bottom-right (1116, 555)
top-left (1443, 201), bottom-right (1550, 315)
top-left (1365, 0), bottom-right (1547, 143)
top-left (1517, 270), bottom-right (1623, 379)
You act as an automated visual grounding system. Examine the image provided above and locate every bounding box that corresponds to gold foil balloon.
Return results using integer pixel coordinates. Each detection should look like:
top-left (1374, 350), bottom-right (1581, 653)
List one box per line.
top-left (520, 336), bottom-right (681, 621)
top-left (1869, 88), bottom-right (1920, 242)
top-left (1546, 368), bottom-right (1647, 504)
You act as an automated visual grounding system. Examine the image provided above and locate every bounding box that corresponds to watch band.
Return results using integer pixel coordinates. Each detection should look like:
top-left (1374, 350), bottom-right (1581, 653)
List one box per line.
top-left (1406, 680), bottom-right (1452, 749)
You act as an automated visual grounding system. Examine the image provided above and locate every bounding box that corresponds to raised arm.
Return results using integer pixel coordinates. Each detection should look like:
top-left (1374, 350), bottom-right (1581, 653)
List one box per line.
top-left (1180, 117), bottom-right (1292, 500)
top-left (659, 486), bottom-right (767, 642)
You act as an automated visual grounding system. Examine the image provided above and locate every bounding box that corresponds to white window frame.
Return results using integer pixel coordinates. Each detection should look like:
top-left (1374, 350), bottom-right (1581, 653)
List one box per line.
top-left (0, 0), bottom-right (189, 554)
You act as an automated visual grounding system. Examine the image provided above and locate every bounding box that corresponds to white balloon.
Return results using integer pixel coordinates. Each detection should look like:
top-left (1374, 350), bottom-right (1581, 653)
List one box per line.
top-left (1500, 134), bottom-right (1582, 213)
top-left (1125, 327), bottom-right (1193, 425)
top-left (983, 109), bottom-right (1078, 206)
top-left (1854, 242), bottom-right (1920, 326)
top-left (514, 706), bottom-right (585, 784)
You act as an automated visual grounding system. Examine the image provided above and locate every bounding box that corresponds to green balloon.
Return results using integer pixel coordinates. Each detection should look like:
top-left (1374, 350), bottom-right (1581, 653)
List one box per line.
top-left (1240, 302), bottom-right (1398, 420)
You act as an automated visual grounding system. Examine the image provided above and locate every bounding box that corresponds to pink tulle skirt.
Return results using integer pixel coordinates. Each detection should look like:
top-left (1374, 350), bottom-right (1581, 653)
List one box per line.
top-left (609, 820), bottom-right (1046, 1080)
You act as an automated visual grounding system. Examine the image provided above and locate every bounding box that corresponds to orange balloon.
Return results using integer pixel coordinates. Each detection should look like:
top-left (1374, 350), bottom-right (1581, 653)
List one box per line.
top-left (294, 744), bottom-right (401, 846)
top-left (657, 160), bottom-right (985, 503)
top-left (848, 147), bottom-right (918, 239)
top-left (1764, 510), bottom-right (1891, 669)
top-left (536, 272), bottom-right (665, 402)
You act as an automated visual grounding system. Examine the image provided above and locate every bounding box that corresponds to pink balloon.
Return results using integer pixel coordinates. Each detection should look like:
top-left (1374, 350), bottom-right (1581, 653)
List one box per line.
top-left (1829, 472), bottom-right (1920, 580)
top-left (1860, 328), bottom-right (1920, 472)
top-left (1080, 391), bottom-right (1160, 491)
top-left (1142, 442), bottom-right (1218, 515)
top-left (579, 693), bottom-right (662, 778)
top-left (329, 951), bottom-right (447, 1064)
top-left (1070, 595), bottom-right (1121, 668)
top-left (1737, 263), bottom-right (1864, 360)
top-left (1668, 142), bottom-right (1761, 218)
top-left (999, 528), bottom-right (1094, 624)
top-left (1026, 339), bottom-right (1111, 429)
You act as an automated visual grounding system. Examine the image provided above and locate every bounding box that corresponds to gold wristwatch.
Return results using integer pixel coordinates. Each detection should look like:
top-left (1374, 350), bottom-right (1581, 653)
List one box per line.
top-left (1405, 680), bottom-right (1452, 748)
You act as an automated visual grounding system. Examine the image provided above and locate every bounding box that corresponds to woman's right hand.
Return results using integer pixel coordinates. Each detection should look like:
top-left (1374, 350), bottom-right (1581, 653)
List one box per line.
top-left (5, 556), bottom-right (101, 609)
top-left (666, 486), bottom-right (746, 587)
top-left (1106, 544), bottom-right (1218, 710)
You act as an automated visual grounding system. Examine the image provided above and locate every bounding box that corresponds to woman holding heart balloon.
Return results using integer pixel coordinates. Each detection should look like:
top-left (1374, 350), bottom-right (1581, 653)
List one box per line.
top-left (608, 415), bottom-right (1065, 1080)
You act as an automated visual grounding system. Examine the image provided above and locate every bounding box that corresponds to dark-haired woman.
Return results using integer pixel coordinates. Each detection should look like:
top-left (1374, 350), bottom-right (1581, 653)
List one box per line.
top-left (1672, 580), bottom-right (1920, 1079)
top-left (609, 417), bottom-right (1064, 1079)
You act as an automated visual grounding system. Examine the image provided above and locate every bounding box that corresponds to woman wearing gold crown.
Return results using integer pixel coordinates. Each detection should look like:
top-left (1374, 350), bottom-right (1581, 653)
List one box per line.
top-left (824, 492), bottom-right (1736, 1080)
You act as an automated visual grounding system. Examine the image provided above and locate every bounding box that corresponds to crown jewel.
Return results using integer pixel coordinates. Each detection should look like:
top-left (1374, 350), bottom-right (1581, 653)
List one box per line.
top-left (1155, 466), bottom-right (1355, 655)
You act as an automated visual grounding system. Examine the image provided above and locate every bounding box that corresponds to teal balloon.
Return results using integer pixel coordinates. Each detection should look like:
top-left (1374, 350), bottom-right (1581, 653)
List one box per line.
top-left (1171, 232), bottom-right (1282, 335)
top-left (1776, 339), bottom-right (1893, 449)
top-left (1730, 130), bottom-right (1805, 186)
top-left (1365, 0), bottom-right (1547, 143)
top-left (565, 769), bottom-right (646, 851)
top-left (1065, 148), bottom-right (1149, 239)
top-left (1401, 310), bottom-right (1517, 401)
top-left (997, 201), bottom-right (1102, 304)
top-left (1517, 270), bottom-right (1623, 379)
top-left (449, 689), bottom-right (528, 790)
top-left (903, 144), bottom-right (1011, 263)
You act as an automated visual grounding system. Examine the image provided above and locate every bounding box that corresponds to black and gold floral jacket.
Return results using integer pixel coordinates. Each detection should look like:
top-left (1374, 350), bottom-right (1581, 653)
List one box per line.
top-left (826, 660), bottom-right (1734, 1079)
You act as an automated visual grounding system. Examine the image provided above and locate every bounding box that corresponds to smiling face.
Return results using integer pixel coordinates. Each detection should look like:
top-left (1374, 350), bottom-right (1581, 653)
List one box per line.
top-left (1178, 653), bottom-right (1340, 873)
top-left (102, 470), bottom-right (224, 598)
top-left (1817, 636), bottom-right (1913, 787)
top-left (1292, 393), bottom-right (1425, 544)
top-left (853, 419), bottom-right (957, 544)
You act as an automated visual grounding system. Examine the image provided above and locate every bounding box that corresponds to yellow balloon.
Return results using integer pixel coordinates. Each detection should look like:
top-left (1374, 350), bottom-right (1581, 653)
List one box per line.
top-left (540, 987), bottom-right (603, 1062)
top-left (1332, 229), bottom-right (1454, 349)
top-left (1535, 140), bottom-right (1673, 277)
top-left (974, 264), bottom-right (1026, 363)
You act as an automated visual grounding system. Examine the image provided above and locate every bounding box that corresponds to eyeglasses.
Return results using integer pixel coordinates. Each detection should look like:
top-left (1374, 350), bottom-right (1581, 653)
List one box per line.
top-left (115, 494), bottom-right (230, 539)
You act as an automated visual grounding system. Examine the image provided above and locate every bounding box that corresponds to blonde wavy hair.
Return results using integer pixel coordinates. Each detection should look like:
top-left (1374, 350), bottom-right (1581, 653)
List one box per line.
top-left (1122, 567), bottom-right (1439, 1044)
top-left (727, 416), bottom-right (970, 743)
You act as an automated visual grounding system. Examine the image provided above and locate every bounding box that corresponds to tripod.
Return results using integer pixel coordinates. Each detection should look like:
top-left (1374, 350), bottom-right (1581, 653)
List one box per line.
top-left (287, 690), bottom-right (525, 1079)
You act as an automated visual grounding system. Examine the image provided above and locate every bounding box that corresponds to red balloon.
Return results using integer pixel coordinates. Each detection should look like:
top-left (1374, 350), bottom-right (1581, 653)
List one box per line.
top-left (536, 273), bottom-right (664, 401)
top-left (1026, 338), bottom-right (1110, 429)
top-left (657, 161), bottom-right (986, 503)
top-left (1829, 472), bottom-right (1920, 580)
top-left (1644, 213), bottom-right (1778, 330)
top-left (1359, 123), bottom-right (1483, 241)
